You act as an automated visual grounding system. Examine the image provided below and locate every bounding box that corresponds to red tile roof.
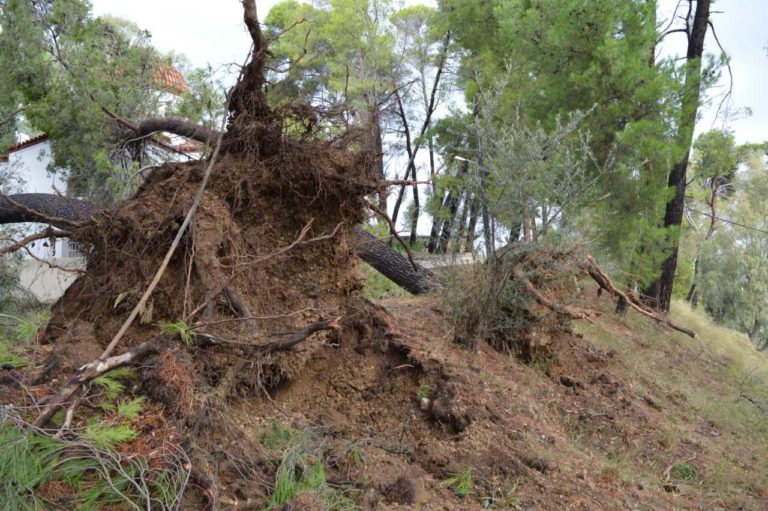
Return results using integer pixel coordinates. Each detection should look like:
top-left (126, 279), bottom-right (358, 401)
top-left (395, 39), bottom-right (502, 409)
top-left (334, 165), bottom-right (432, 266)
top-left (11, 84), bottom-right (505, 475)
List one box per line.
top-left (153, 64), bottom-right (189, 96)
top-left (1, 134), bottom-right (49, 162)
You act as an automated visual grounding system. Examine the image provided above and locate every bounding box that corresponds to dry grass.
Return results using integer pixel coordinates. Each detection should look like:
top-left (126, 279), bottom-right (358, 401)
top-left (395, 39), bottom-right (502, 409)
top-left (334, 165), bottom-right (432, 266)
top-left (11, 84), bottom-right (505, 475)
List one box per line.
top-left (575, 299), bottom-right (768, 507)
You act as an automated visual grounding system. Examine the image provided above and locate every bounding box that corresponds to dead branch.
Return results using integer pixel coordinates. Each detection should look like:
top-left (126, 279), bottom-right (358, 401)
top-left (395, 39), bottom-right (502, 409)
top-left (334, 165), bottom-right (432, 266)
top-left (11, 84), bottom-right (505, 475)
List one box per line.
top-left (187, 463), bottom-right (220, 511)
top-left (511, 264), bottom-right (600, 322)
top-left (32, 337), bottom-right (163, 428)
top-left (0, 227), bottom-right (70, 257)
top-left (266, 316), bottom-right (341, 352)
top-left (584, 255), bottom-right (697, 338)
top-left (224, 286), bottom-right (257, 332)
top-left (366, 200), bottom-right (419, 272)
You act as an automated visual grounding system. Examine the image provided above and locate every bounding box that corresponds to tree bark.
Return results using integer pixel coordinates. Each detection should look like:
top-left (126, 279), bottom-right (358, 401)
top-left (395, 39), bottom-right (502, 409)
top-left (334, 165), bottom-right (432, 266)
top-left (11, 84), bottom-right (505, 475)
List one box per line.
top-left (643, 0), bottom-right (711, 313)
top-left (137, 117), bottom-right (219, 145)
top-left (351, 228), bottom-right (436, 294)
top-left (0, 193), bottom-right (437, 295)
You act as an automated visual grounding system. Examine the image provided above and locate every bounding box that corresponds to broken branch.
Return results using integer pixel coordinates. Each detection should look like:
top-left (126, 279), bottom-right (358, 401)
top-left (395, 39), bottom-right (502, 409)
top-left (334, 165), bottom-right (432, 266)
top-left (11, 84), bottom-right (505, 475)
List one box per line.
top-left (585, 255), bottom-right (696, 338)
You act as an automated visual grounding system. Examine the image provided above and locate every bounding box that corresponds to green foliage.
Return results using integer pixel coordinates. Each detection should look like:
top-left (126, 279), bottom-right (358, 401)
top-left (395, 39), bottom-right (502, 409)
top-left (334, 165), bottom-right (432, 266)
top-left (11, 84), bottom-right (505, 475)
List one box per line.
top-left (441, 467), bottom-right (473, 498)
top-left (0, 342), bottom-right (28, 369)
top-left (442, 241), bottom-right (581, 353)
top-left (116, 396), bottom-right (146, 421)
top-left (416, 380), bottom-right (432, 400)
top-left (670, 462), bottom-right (698, 481)
top-left (687, 146), bottom-right (768, 348)
top-left (0, 0), bottom-right (220, 205)
top-left (260, 422), bottom-right (357, 510)
top-left (162, 320), bottom-right (195, 345)
top-left (81, 422), bottom-right (138, 450)
top-left (361, 262), bottom-right (409, 299)
top-left (93, 374), bottom-right (126, 401)
top-left (0, 308), bottom-right (50, 345)
top-left (0, 420), bottom-right (184, 509)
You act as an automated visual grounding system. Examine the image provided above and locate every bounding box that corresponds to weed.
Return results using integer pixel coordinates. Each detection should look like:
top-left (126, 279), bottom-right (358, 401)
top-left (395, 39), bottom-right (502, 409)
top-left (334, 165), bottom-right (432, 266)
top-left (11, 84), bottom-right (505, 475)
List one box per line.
top-left (416, 380), bottom-right (432, 400)
top-left (482, 479), bottom-right (523, 510)
top-left (261, 422), bottom-right (358, 510)
top-left (0, 342), bottom-right (27, 369)
top-left (670, 462), bottom-right (698, 481)
top-left (441, 467), bottom-right (473, 498)
top-left (162, 320), bottom-right (195, 345)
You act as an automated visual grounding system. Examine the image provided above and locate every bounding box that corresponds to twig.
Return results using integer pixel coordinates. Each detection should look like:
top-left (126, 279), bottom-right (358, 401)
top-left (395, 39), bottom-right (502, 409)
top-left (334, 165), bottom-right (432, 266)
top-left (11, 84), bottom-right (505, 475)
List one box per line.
top-left (0, 227), bottom-right (71, 257)
top-left (19, 245), bottom-right (85, 274)
top-left (365, 200), bottom-right (419, 272)
top-left (33, 337), bottom-right (163, 427)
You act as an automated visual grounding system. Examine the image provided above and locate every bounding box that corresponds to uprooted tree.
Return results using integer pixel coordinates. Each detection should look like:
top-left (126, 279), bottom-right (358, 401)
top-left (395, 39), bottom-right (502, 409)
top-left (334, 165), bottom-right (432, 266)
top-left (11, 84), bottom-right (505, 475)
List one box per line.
top-left (0, 2), bottom-right (699, 508)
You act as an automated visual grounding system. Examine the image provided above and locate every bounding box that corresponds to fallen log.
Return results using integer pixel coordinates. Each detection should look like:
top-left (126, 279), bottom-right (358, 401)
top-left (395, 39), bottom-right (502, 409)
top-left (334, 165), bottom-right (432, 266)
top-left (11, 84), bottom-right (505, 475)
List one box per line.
top-left (0, 193), bottom-right (438, 295)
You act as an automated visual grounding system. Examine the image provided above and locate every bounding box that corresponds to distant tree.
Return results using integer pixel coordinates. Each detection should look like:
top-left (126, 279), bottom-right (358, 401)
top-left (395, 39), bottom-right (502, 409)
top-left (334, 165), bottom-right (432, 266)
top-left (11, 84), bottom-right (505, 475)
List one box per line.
top-left (697, 148), bottom-right (768, 349)
top-left (679, 130), bottom-right (739, 308)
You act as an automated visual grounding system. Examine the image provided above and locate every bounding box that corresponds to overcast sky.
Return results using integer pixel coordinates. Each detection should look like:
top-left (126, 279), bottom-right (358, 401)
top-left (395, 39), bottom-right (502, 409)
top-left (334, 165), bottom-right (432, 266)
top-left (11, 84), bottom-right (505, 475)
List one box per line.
top-left (90, 0), bottom-right (768, 144)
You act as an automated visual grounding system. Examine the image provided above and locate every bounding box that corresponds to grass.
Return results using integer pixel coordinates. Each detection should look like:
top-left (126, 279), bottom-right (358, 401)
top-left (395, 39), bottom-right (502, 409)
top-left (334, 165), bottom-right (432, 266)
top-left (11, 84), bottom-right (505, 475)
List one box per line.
top-left (361, 263), bottom-right (410, 299)
top-left (260, 421), bottom-right (357, 510)
top-left (441, 467), bottom-right (473, 498)
top-left (573, 299), bottom-right (768, 506)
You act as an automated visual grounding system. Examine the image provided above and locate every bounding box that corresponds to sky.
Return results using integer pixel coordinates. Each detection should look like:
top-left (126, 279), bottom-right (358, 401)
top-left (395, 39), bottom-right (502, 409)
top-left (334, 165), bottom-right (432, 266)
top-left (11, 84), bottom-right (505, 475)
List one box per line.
top-left (90, 0), bottom-right (768, 145)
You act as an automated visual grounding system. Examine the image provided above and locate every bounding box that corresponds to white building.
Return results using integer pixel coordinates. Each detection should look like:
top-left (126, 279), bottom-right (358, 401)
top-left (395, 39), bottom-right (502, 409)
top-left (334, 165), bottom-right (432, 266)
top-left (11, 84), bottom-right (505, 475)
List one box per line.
top-left (1, 135), bottom-right (83, 302)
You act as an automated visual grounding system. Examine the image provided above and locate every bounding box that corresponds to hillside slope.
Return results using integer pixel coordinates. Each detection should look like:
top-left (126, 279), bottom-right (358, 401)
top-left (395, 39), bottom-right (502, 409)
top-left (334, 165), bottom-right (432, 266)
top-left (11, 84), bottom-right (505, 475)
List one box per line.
top-left (2, 291), bottom-right (767, 510)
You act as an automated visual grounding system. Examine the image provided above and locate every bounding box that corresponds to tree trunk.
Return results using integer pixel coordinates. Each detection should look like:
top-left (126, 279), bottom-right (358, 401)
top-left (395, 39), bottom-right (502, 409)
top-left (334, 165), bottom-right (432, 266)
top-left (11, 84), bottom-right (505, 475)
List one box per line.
top-left (464, 196), bottom-right (479, 253)
top-left (643, 0), bottom-right (711, 313)
top-left (351, 229), bottom-right (436, 294)
top-left (370, 105), bottom-right (388, 222)
top-left (427, 193), bottom-right (447, 253)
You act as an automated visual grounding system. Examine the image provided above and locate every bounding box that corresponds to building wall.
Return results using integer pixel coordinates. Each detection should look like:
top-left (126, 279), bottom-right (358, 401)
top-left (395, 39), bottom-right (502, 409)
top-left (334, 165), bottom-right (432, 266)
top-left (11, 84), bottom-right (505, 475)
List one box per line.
top-left (1, 139), bottom-right (85, 302)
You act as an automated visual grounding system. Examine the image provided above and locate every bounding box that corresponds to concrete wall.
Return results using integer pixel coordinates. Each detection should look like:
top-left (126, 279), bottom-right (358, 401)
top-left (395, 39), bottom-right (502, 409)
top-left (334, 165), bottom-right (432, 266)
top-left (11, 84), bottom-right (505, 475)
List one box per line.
top-left (17, 258), bottom-right (84, 303)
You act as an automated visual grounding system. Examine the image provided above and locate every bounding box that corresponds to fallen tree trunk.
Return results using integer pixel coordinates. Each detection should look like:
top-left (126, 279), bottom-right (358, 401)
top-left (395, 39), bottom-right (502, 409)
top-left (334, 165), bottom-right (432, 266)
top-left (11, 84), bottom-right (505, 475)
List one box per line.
top-left (137, 117), bottom-right (219, 146)
top-left (0, 193), bottom-right (437, 294)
